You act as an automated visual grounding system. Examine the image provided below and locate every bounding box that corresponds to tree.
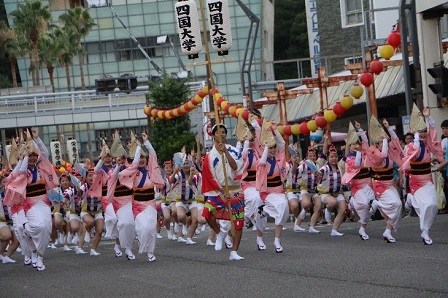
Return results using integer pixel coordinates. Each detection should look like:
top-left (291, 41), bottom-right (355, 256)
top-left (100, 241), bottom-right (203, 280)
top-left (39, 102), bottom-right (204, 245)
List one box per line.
top-left (10, 0), bottom-right (52, 86)
top-left (274, 0), bottom-right (309, 80)
top-left (59, 6), bottom-right (96, 90)
top-left (0, 26), bottom-right (28, 87)
top-left (54, 27), bottom-right (79, 91)
top-left (147, 74), bottom-right (197, 164)
top-left (38, 33), bottom-right (60, 92)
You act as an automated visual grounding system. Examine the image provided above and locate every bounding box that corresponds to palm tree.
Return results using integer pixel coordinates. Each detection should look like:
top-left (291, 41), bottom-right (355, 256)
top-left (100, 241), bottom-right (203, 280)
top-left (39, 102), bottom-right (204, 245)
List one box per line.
top-left (0, 25), bottom-right (29, 87)
top-left (54, 27), bottom-right (79, 91)
top-left (59, 7), bottom-right (96, 90)
top-left (38, 33), bottom-right (60, 92)
top-left (10, 0), bottom-right (52, 86)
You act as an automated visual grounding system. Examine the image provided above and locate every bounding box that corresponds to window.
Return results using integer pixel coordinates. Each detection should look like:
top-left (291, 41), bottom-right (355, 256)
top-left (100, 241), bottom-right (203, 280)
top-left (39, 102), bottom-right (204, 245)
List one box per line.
top-left (340, 0), bottom-right (364, 28)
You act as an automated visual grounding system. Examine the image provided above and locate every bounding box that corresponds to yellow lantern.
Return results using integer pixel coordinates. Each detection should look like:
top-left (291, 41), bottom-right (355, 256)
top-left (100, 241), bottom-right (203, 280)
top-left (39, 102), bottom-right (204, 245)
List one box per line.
top-left (220, 100), bottom-right (229, 110)
top-left (157, 110), bottom-right (164, 119)
top-left (307, 119), bottom-right (318, 132)
top-left (291, 124), bottom-right (300, 135)
top-left (277, 125), bottom-right (284, 135)
top-left (173, 109), bottom-right (179, 117)
top-left (235, 107), bottom-right (244, 117)
top-left (187, 101), bottom-right (196, 109)
top-left (350, 84), bottom-right (364, 99)
top-left (164, 110), bottom-right (172, 119)
top-left (340, 94), bottom-right (353, 110)
top-left (379, 44), bottom-right (394, 60)
top-left (228, 105), bottom-right (236, 116)
top-left (324, 109), bottom-right (337, 123)
top-left (214, 93), bottom-right (223, 100)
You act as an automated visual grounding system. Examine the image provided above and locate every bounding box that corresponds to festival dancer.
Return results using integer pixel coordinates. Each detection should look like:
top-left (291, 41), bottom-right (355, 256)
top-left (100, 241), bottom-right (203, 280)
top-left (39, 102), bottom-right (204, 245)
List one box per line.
top-left (316, 145), bottom-right (347, 236)
top-left (160, 160), bottom-right (175, 240)
top-left (0, 170), bottom-right (20, 263)
top-left (63, 170), bottom-right (84, 253)
top-left (202, 124), bottom-right (245, 261)
top-left (171, 155), bottom-right (199, 245)
top-left (360, 116), bottom-right (403, 243)
top-left (342, 122), bottom-right (375, 240)
top-left (7, 129), bottom-right (59, 271)
top-left (77, 167), bottom-right (104, 256)
top-left (401, 105), bottom-right (445, 245)
top-left (108, 142), bottom-right (136, 260)
top-left (294, 146), bottom-right (322, 233)
top-left (255, 121), bottom-right (289, 252)
top-left (118, 132), bottom-right (164, 262)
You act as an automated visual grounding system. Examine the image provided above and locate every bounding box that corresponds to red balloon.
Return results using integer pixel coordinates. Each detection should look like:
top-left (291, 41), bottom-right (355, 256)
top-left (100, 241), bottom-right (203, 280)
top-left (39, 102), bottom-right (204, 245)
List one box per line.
top-left (370, 58), bottom-right (384, 75)
top-left (315, 114), bottom-right (327, 128)
top-left (283, 125), bottom-right (292, 136)
top-left (360, 71), bottom-right (374, 88)
top-left (387, 31), bottom-right (401, 48)
top-left (333, 102), bottom-right (346, 117)
top-left (300, 122), bottom-right (310, 135)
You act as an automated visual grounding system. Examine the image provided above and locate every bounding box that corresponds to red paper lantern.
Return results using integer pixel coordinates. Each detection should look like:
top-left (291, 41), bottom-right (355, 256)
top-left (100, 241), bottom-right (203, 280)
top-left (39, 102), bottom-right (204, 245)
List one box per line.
top-left (315, 114), bottom-right (327, 128)
top-left (333, 102), bottom-right (346, 117)
top-left (283, 125), bottom-right (292, 136)
top-left (387, 31), bottom-right (401, 48)
top-left (216, 97), bottom-right (225, 107)
top-left (370, 57), bottom-right (384, 75)
top-left (242, 109), bottom-right (250, 120)
top-left (360, 71), bottom-right (374, 88)
top-left (300, 121), bottom-right (310, 135)
top-left (224, 104), bottom-right (231, 114)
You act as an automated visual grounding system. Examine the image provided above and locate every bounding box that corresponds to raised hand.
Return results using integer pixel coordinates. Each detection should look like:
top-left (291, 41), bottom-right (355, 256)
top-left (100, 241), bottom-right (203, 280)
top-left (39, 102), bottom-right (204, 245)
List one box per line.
top-left (423, 107), bottom-right (430, 117)
top-left (382, 118), bottom-right (390, 128)
top-left (141, 132), bottom-right (148, 142)
top-left (354, 120), bottom-right (361, 130)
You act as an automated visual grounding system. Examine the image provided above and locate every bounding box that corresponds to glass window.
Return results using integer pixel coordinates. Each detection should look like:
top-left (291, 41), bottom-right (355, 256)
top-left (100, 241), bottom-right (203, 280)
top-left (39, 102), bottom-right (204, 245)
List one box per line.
top-left (340, 0), bottom-right (364, 28)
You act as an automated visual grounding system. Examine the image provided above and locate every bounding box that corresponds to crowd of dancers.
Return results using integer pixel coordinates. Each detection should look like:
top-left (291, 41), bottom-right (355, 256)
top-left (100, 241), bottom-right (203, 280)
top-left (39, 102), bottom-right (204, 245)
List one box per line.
top-left (0, 104), bottom-right (447, 271)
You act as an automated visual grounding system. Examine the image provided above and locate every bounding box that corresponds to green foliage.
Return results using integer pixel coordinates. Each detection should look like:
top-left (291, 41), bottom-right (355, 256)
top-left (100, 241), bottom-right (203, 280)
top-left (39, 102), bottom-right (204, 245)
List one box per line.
top-left (274, 0), bottom-right (309, 80)
top-left (147, 73), bottom-right (196, 164)
top-left (0, 74), bottom-right (10, 88)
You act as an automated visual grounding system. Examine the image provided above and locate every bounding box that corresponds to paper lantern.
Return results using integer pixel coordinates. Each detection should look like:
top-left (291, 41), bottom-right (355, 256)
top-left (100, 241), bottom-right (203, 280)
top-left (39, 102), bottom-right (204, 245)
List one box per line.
top-left (235, 107), bottom-right (244, 117)
top-left (379, 45), bottom-right (394, 60)
top-left (220, 100), bottom-right (229, 110)
top-left (360, 71), bottom-right (374, 88)
top-left (175, 0), bottom-right (203, 58)
top-left (324, 109), bottom-right (337, 123)
top-left (174, 108), bottom-right (181, 117)
top-left (168, 110), bottom-right (175, 119)
top-left (387, 31), bottom-right (401, 48)
top-left (157, 110), bottom-right (164, 119)
top-left (187, 101), bottom-right (196, 109)
top-left (307, 120), bottom-right (318, 132)
top-left (184, 103), bottom-right (193, 112)
top-left (59, 167), bottom-right (66, 173)
top-left (180, 105), bottom-right (187, 114)
top-left (164, 110), bottom-right (172, 119)
top-left (300, 122), bottom-right (310, 135)
top-left (291, 124), bottom-right (300, 135)
top-left (333, 102), bottom-right (346, 117)
top-left (242, 109), bottom-right (250, 120)
top-left (283, 125), bottom-right (292, 136)
top-left (217, 97), bottom-right (225, 107)
top-left (197, 88), bottom-right (207, 98)
top-left (340, 95), bottom-right (353, 110)
top-left (224, 104), bottom-right (231, 113)
top-left (350, 83), bottom-right (364, 99)
top-left (213, 93), bottom-right (223, 100)
top-left (150, 109), bottom-right (158, 117)
top-left (228, 105), bottom-right (236, 116)
top-left (315, 114), bottom-right (327, 128)
top-left (370, 57), bottom-right (384, 75)
top-left (277, 125), bottom-right (284, 135)
top-left (206, 0), bottom-right (232, 55)
top-left (144, 105), bottom-right (152, 116)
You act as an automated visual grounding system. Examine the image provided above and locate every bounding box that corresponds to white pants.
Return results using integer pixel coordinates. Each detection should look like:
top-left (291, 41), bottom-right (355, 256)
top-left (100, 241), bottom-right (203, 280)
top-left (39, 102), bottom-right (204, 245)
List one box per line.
top-left (243, 187), bottom-right (263, 224)
top-left (24, 200), bottom-right (52, 255)
top-left (104, 203), bottom-right (118, 239)
top-left (377, 187), bottom-right (402, 230)
top-left (255, 193), bottom-right (289, 232)
top-left (352, 184), bottom-right (375, 225)
top-left (12, 209), bottom-right (31, 257)
top-left (411, 181), bottom-right (438, 232)
top-left (135, 206), bottom-right (157, 254)
top-left (116, 201), bottom-right (136, 249)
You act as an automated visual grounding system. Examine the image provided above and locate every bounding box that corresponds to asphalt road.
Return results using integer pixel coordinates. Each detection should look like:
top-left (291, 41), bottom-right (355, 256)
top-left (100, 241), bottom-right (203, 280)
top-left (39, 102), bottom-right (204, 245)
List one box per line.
top-left (2, 214), bottom-right (448, 298)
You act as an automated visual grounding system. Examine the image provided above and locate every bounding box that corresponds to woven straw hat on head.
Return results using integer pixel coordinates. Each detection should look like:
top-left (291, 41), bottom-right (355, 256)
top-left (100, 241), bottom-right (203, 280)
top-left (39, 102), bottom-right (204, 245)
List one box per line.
top-left (409, 103), bottom-right (427, 132)
top-left (235, 114), bottom-right (253, 142)
top-left (260, 119), bottom-right (276, 148)
top-left (128, 131), bottom-right (137, 159)
top-left (346, 122), bottom-right (359, 145)
top-left (369, 115), bottom-right (389, 144)
top-left (110, 131), bottom-right (127, 158)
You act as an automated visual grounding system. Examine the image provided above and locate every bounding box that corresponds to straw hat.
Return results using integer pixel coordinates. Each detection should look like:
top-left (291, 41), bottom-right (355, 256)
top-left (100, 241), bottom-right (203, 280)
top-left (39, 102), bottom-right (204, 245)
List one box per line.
top-left (235, 114), bottom-right (253, 142)
top-left (128, 131), bottom-right (137, 159)
top-left (259, 119), bottom-right (276, 148)
top-left (368, 115), bottom-right (389, 144)
top-left (110, 131), bottom-right (127, 158)
top-left (409, 103), bottom-right (427, 132)
top-left (346, 122), bottom-right (359, 145)
top-left (8, 138), bottom-right (19, 166)
top-left (24, 130), bottom-right (37, 156)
